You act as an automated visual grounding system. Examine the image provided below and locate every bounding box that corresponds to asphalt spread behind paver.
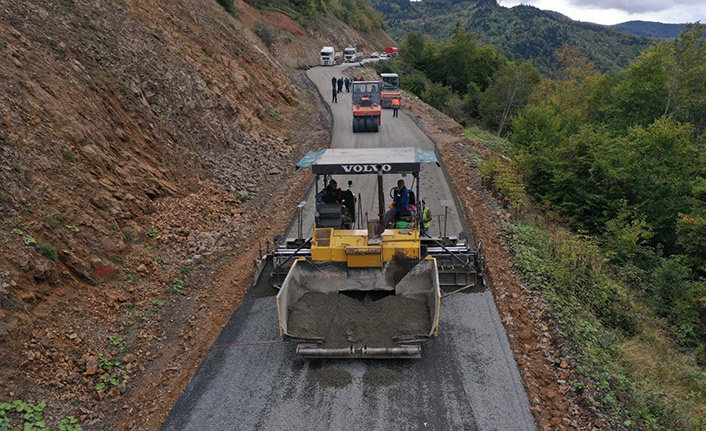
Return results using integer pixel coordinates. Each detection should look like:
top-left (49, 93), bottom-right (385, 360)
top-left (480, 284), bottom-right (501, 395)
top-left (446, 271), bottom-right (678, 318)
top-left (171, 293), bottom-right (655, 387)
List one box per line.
top-left (162, 62), bottom-right (536, 431)
top-left (287, 291), bottom-right (431, 348)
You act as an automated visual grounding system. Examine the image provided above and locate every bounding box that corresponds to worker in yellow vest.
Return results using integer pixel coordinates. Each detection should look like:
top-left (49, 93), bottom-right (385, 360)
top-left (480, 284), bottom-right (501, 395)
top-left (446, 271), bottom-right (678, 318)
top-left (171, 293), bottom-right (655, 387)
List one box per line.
top-left (420, 199), bottom-right (432, 237)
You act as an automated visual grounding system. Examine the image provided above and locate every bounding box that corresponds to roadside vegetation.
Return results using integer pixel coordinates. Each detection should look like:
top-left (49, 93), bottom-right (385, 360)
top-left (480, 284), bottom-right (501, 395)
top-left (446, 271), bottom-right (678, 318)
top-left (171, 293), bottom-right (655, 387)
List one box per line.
top-left (390, 23), bottom-right (706, 429)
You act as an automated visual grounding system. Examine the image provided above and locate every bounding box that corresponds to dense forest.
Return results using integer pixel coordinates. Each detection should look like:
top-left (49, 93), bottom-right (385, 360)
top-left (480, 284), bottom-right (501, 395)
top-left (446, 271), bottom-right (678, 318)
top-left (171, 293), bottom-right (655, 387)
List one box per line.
top-left (613, 21), bottom-right (689, 39)
top-left (367, 0), bottom-right (651, 74)
top-left (378, 22), bottom-right (706, 429)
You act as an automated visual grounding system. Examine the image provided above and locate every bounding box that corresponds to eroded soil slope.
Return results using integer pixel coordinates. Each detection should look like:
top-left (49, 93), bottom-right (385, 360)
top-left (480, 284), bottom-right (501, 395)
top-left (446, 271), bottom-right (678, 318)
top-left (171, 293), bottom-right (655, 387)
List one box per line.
top-left (0, 0), bottom-right (343, 428)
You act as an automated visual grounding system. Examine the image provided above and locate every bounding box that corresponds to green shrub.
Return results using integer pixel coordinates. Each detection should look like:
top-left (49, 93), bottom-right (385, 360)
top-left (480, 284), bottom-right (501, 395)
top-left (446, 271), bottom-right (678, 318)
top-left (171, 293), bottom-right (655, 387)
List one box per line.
top-left (216, 0), bottom-right (238, 17)
top-left (401, 74), bottom-right (427, 97)
top-left (478, 157), bottom-right (528, 214)
top-left (46, 213), bottom-right (64, 228)
top-left (62, 150), bottom-right (76, 163)
top-left (253, 22), bottom-right (277, 48)
top-left (37, 243), bottom-right (58, 262)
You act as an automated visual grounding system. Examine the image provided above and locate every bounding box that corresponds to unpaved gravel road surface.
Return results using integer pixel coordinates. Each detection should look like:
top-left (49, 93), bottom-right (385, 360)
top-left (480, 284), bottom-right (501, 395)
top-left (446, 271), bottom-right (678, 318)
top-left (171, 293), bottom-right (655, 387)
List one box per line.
top-left (162, 62), bottom-right (536, 431)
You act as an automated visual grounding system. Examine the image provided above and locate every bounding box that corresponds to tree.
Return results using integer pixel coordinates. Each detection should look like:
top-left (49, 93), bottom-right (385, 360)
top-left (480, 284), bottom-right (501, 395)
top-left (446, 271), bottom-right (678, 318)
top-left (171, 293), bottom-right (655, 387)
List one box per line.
top-left (664, 24), bottom-right (705, 114)
top-left (619, 117), bottom-right (700, 251)
top-left (605, 44), bottom-right (670, 131)
top-left (436, 25), bottom-right (479, 94)
top-left (400, 32), bottom-right (427, 69)
top-left (478, 61), bottom-right (540, 135)
top-left (668, 23), bottom-right (706, 132)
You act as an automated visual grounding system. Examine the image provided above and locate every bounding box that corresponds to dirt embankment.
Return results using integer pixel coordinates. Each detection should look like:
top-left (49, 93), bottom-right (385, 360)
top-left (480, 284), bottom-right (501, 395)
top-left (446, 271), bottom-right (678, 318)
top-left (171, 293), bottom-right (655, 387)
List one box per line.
top-left (0, 0), bottom-right (363, 429)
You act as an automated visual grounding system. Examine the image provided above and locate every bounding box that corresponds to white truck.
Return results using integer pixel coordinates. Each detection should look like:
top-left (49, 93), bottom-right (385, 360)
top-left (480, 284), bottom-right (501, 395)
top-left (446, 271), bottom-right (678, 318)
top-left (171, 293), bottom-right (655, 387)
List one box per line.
top-left (343, 46), bottom-right (363, 63)
top-left (319, 47), bottom-right (342, 66)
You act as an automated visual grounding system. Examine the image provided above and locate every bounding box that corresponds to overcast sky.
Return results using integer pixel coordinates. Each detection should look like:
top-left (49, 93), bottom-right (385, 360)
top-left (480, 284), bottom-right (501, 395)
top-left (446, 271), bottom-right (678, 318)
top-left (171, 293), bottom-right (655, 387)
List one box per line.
top-left (497, 0), bottom-right (706, 25)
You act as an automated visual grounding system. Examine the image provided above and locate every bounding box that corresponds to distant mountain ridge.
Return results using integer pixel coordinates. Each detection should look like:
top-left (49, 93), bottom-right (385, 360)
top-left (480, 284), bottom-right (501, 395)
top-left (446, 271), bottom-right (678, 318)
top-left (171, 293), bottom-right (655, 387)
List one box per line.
top-left (612, 20), bottom-right (687, 39)
top-left (367, 0), bottom-right (653, 74)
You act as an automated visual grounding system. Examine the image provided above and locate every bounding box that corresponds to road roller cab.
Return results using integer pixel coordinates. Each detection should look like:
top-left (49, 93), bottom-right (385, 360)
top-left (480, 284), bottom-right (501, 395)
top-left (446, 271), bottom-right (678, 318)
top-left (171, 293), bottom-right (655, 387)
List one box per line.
top-left (380, 73), bottom-right (401, 109)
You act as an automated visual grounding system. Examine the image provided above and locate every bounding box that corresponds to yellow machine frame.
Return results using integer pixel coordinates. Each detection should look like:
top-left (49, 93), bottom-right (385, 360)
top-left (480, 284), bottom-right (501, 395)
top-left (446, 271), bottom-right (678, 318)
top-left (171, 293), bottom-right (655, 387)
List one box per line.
top-left (311, 227), bottom-right (420, 267)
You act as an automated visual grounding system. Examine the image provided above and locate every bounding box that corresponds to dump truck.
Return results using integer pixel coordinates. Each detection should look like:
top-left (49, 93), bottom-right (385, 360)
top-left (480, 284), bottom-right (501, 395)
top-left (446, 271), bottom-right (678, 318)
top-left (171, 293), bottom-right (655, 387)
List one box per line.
top-left (343, 46), bottom-right (363, 63)
top-left (352, 80), bottom-right (382, 133)
top-left (319, 47), bottom-right (342, 66)
top-left (380, 73), bottom-right (401, 109)
top-left (252, 147), bottom-right (485, 359)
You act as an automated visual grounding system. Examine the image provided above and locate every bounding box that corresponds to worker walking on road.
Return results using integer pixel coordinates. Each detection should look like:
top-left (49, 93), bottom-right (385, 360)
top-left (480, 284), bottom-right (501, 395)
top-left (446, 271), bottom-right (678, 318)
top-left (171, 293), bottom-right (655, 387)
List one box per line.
top-left (392, 97), bottom-right (400, 118)
top-left (420, 199), bottom-right (432, 237)
top-left (332, 86), bottom-right (338, 103)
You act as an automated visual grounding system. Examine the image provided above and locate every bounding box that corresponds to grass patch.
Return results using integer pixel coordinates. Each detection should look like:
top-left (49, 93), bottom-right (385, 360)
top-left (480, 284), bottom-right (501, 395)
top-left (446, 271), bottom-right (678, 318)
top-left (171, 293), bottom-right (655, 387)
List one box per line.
top-left (123, 268), bottom-right (137, 282)
top-left (166, 278), bottom-right (184, 294)
top-left (619, 326), bottom-right (706, 428)
top-left (0, 400), bottom-right (81, 430)
top-left (176, 265), bottom-right (192, 276)
top-left (108, 335), bottom-right (124, 346)
top-left (59, 0), bottom-right (76, 13)
top-left (508, 220), bottom-right (704, 429)
top-left (79, 17), bottom-right (98, 32)
top-left (465, 126), bottom-right (513, 155)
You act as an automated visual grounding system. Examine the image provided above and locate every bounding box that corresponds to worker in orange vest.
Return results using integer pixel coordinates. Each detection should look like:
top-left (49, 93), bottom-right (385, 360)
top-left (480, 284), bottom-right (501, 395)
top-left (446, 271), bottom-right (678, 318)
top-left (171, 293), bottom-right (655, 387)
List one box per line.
top-left (391, 97), bottom-right (400, 118)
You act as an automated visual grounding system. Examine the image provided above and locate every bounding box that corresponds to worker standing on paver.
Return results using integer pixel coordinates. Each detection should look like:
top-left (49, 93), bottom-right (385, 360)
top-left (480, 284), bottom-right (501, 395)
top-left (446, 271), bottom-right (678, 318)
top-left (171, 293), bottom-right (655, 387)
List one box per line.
top-left (420, 199), bottom-right (432, 237)
top-left (391, 97), bottom-right (400, 118)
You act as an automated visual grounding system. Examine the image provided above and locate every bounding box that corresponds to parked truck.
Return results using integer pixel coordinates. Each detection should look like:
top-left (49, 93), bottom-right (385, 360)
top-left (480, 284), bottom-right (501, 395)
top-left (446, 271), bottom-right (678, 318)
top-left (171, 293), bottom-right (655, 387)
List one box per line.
top-left (320, 47), bottom-right (342, 66)
top-left (385, 46), bottom-right (399, 57)
top-left (343, 46), bottom-right (363, 63)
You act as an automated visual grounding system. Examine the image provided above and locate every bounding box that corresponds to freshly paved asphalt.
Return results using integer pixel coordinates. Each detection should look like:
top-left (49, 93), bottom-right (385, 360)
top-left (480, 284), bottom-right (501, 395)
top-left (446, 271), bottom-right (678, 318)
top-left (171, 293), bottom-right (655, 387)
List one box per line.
top-left (162, 61), bottom-right (537, 431)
